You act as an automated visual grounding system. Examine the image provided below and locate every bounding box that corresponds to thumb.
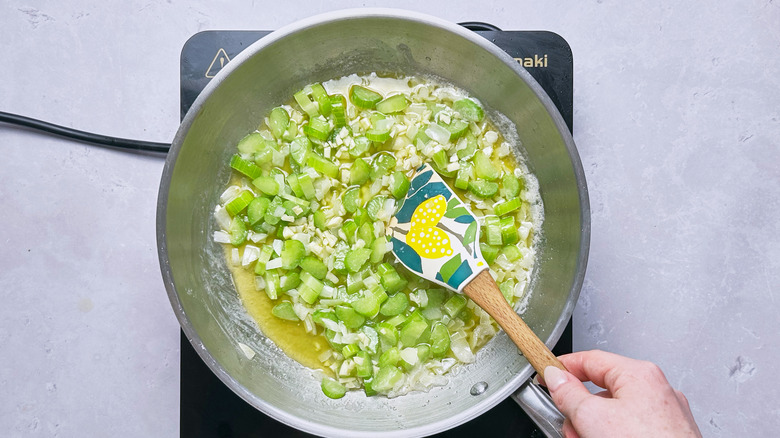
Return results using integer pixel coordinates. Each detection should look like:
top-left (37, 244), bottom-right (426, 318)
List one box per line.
top-left (543, 366), bottom-right (594, 418)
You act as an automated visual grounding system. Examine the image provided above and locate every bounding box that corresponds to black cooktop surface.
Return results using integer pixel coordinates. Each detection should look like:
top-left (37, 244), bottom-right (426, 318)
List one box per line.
top-left (179, 26), bottom-right (573, 438)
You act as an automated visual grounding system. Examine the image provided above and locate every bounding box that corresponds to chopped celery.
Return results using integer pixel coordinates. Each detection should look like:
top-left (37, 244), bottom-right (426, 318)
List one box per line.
top-left (280, 240), bottom-right (306, 270)
top-left (321, 378), bottom-right (347, 399)
top-left (294, 89), bottom-right (319, 117)
top-left (345, 248), bottom-right (372, 273)
top-left (300, 255), bottom-right (327, 280)
top-left (379, 292), bottom-right (409, 316)
top-left (342, 343), bottom-right (360, 359)
top-left (468, 179), bottom-right (499, 198)
top-left (370, 152), bottom-right (396, 181)
top-left (350, 136), bottom-right (371, 157)
top-left (297, 173), bottom-right (316, 200)
top-left (502, 172), bottom-right (524, 197)
top-left (453, 98), bottom-right (484, 122)
top-left (272, 301), bottom-right (299, 321)
top-left (376, 94), bottom-right (409, 114)
top-left (312, 309), bottom-right (337, 328)
top-left (431, 149), bottom-right (456, 178)
top-left (456, 133), bottom-right (478, 160)
top-left (254, 246), bottom-right (274, 275)
top-left (349, 158), bottom-right (371, 186)
top-left (424, 289), bottom-right (447, 309)
top-left (400, 310), bottom-right (429, 347)
top-left (370, 236), bottom-right (389, 264)
top-left (430, 322), bottom-right (451, 357)
top-left (350, 85), bottom-right (383, 109)
top-left (230, 154), bottom-right (263, 179)
top-left (499, 281), bottom-right (514, 303)
top-left (307, 152), bottom-right (340, 179)
top-left (377, 263), bottom-right (406, 293)
top-left (443, 294), bottom-right (467, 318)
top-left (264, 270), bottom-right (280, 300)
top-left (282, 119), bottom-right (298, 142)
top-left (355, 351), bottom-right (373, 378)
top-left (299, 271), bottom-right (324, 304)
top-left (286, 173), bottom-right (304, 197)
top-left (332, 241), bottom-right (350, 274)
top-left (390, 171), bottom-right (411, 199)
top-left (330, 94), bottom-right (347, 127)
top-left (268, 107), bottom-right (290, 139)
top-left (480, 242), bottom-right (500, 264)
top-left (225, 190), bottom-right (255, 216)
top-left (494, 197), bottom-right (522, 216)
top-left (289, 136), bottom-right (311, 166)
top-left (500, 216), bottom-right (519, 244)
top-left (454, 161), bottom-right (473, 190)
top-left (342, 187), bottom-right (361, 213)
top-left (352, 207), bottom-right (370, 226)
top-left (310, 83), bottom-right (332, 116)
top-left (229, 217), bottom-right (247, 246)
top-left (342, 219), bottom-right (357, 244)
top-left (335, 305), bottom-right (366, 329)
top-left (500, 245), bottom-right (523, 261)
top-left (358, 222), bottom-right (374, 245)
top-left (474, 152), bottom-right (501, 181)
top-left (236, 132), bottom-right (265, 155)
top-left (366, 195), bottom-right (386, 221)
top-left (438, 119), bottom-right (469, 141)
top-left (351, 292), bottom-right (380, 318)
top-left (280, 271), bottom-right (301, 292)
top-left (372, 366), bottom-right (403, 393)
top-left (305, 117), bottom-right (333, 141)
top-left (252, 176), bottom-right (280, 196)
top-left (313, 210), bottom-right (327, 230)
top-left (376, 322), bottom-right (399, 345)
top-left (484, 216), bottom-right (503, 246)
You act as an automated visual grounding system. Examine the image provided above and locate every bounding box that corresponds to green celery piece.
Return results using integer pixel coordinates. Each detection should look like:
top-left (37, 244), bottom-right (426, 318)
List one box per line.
top-left (474, 151), bottom-right (500, 181)
top-left (271, 301), bottom-right (299, 321)
top-left (294, 88), bottom-right (319, 118)
top-left (350, 85), bottom-right (383, 109)
top-left (484, 216), bottom-right (503, 246)
top-left (366, 195), bottom-right (386, 221)
top-left (346, 272), bottom-right (365, 295)
top-left (454, 161), bottom-right (473, 190)
top-left (253, 245), bottom-right (274, 275)
top-left (289, 136), bottom-right (311, 166)
top-left (297, 172), bottom-right (316, 200)
top-left (335, 305), bottom-right (366, 329)
top-left (372, 366), bottom-right (403, 393)
top-left (236, 132), bottom-right (264, 155)
top-left (305, 117), bottom-right (333, 142)
top-left (286, 174), bottom-right (304, 198)
top-left (268, 107), bottom-right (290, 139)
top-left (355, 351), bottom-right (373, 378)
top-left (499, 280), bottom-right (514, 303)
top-left (252, 175), bottom-right (280, 196)
top-left (456, 133), bottom-right (478, 160)
top-left (424, 289), bottom-right (447, 309)
top-left (439, 119), bottom-right (469, 141)
top-left (264, 270), bottom-right (280, 300)
top-left (311, 309), bottom-right (337, 328)
top-left (282, 119), bottom-right (298, 142)
top-left (300, 255), bottom-right (327, 280)
top-left (378, 347), bottom-right (401, 367)
top-left (366, 126), bottom-right (391, 143)
top-left (357, 222), bottom-right (374, 246)
top-left (280, 240), bottom-right (306, 270)
top-left (370, 236), bottom-right (389, 264)
top-left (494, 197), bottom-right (522, 216)
top-left (376, 322), bottom-right (399, 345)
top-left (299, 271), bottom-right (324, 304)
top-left (500, 216), bottom-right (520, 244)
top-left (321, 378), bottom-right (347, 399)
top-left (332, 241), bottom-right (350, 274)
top-left (415, 125), bottom-right (431, 146)
top-left (349, 158), bottom-right (371, 186)
top-left (350, 135), bottom-right (371, 157)
top-left (468, 179), bottom-right (499, 198)
top-left (225, 190), bottom-right (255, 216)
top-left (453, 98), bottom-right (484, 122)
top-left (342, 219), bottom-right (358, 244)
top-left (370, 152), bottom-right (397, 181)
top-left (389, 171), bottom-right (411, 199)
top-left (353, 207), bottom-right (370, 226)
top-left (263, 197), bottom-right (282, 225)
top-left (502, 172), bottom-right (524, 197)
top-left (379, 292), bottom-right (409, 317)
top-left (431, 149), bottom-right (456, 178)
top-left (342, 343), bottom-right (360, 359)
top-left (329, 94), bottom-right (347, 127)
top-left (345, 248), bottom-right (372, 273)
top-left (500, 245), bottom-right (523, 261)
top-left (280, 271), bottom-right (301, 292)
top-left (324, 329), bottom-right (344, 350)
top-left (416, 344), bottom-right (432, 363)
top-left (363, 379), bottom-right (377, 397)
top-left (383, 314), bottom-right (407, 327)
top-left (399, 310), bottom-right (429, 347)
top-left (351, 292), bottom-right (379, 318)
top-left (376, 94), bottom-right (409, 114)
top-left (377, 263), bottom-right (406, 294)
top-left (229, 217), bottom-right (247, 246)
top-left (310, 83), bottom-right (332, 116)
top-left (443, 294), bottom-right (467, 318)
top-left (307, 152), bottom-right (340, 179)
top-left (230, 154), bottom-right (263, 179)
top-left (480, 243), bottom-right (499, 264)
top-left (313, 210), bottom-right (327, 230)
top-left (430, 322), bottom-right (451, 357)
top-left (342, 187), bottom-right (361, 213)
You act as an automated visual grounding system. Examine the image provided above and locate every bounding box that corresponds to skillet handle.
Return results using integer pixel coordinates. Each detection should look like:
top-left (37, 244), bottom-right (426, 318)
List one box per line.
top-left (510, 380), bottom-right (565, 438)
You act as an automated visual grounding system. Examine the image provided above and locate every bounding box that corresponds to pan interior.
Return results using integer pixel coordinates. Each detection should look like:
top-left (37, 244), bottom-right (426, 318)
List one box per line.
top-left (159, 10), bottom-right (586, 437)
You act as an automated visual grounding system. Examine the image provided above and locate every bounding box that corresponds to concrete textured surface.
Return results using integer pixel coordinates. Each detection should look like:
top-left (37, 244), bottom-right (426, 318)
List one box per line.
top-left (1, 1), bottom-right (778, 436)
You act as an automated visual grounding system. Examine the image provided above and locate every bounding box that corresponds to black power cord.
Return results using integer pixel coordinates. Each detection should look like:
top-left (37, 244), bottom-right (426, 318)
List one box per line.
top-left (0, 111), bottom-right (171, 153)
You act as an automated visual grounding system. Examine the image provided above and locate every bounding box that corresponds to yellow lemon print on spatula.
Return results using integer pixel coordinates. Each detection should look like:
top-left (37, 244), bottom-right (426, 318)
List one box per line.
top-left (406, 195), bottom-right (454, 259)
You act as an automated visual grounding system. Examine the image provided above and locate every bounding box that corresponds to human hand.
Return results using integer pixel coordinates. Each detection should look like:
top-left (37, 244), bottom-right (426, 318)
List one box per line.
top-left (541, 350), bottom-right (702, 438)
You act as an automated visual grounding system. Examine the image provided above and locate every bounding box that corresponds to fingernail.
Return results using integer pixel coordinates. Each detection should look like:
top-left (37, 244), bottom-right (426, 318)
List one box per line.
top-left (544, 366), bottom-right (567, 391)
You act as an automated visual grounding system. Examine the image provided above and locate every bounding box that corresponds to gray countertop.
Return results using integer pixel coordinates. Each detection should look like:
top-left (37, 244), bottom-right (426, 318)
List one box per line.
top-left (1, 1), bottom-right (778, 436)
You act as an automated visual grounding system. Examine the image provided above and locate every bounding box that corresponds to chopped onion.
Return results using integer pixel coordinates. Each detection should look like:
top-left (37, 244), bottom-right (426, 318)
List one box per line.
top-left (213, 230), bottom-right (231, 244)
top-left (266, 257), bottom-right (283, 270)
top-left (213, 206), bottom-right (231, 231)
top-left (237, 342), bottom-right (256, 360)
top-left (425, 123), bottom-right (451, 144)
top-left (241, 245), bottom-right (260, 266)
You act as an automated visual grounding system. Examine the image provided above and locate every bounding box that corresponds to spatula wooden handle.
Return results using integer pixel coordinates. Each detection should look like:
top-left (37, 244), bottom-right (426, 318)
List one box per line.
top-left (463, 270), bottom-right (566, 380)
